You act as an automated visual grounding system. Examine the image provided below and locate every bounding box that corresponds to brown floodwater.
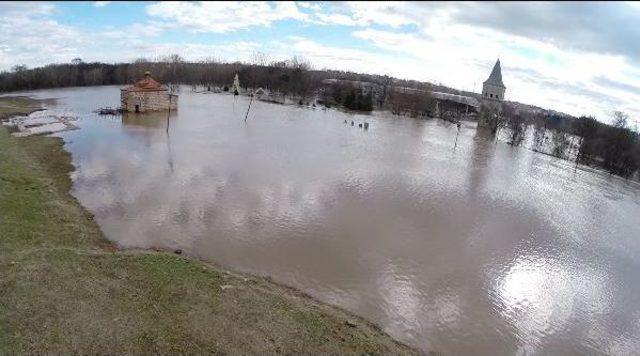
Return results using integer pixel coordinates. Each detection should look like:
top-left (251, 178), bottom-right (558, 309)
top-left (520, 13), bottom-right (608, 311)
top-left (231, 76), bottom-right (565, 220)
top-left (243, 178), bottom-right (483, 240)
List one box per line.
top-left (19, 86), bottom-right (640, 354)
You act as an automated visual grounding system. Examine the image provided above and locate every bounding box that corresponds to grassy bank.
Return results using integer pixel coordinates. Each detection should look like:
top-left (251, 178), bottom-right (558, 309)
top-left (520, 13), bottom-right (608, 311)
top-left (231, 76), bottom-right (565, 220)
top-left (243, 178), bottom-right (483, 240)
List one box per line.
top-left (0, 97), bottom-right (415, 354)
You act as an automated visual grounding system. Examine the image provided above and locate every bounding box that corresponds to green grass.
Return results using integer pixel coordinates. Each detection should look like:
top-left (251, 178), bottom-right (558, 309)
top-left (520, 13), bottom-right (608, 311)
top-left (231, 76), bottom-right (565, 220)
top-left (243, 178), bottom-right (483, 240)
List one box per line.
top-left (0, 96), bottom-right (46, 117)
top-left (0, 97), bottom-right (416, 355)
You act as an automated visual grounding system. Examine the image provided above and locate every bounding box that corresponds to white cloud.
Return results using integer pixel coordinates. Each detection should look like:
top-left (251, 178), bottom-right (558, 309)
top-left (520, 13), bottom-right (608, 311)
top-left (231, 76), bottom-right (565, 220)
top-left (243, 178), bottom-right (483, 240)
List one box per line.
top-left (0, 2), bottom-right (56, 15)
top-left (287, 0), bottom-right (640, 120)
top-left (306, 1), bottom-right (453, 28)
top-left (297, 2), bottom-right (321, 11)
top-left (0, 3), bottom-right (83, 70)
top-left (2, 1), bottom-right (640, 122)
top-left (101, 22), bottom-right (165, 41)
top-left (146, 1), bottom-right (309, 33)
top-left (342, 1), bottom-right (419, 28)
top-left (350, 23), bottom-right (640, 120)
top-left (94, 1), bottom-right (112, 8)
top-left (269, 36), bottom-right (425, 81)
top-left (118, 41), bottom-right (262, 64)
top-left (315, 13), bottom-right (360, 27)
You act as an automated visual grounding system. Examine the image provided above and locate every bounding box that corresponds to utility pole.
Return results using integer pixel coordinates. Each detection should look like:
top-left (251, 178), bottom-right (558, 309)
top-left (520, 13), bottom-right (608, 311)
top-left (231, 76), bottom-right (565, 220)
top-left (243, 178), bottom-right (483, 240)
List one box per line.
top-left (574, 136), bottom-right (583, 173)
top-left (166, 95), bottom-right (174, 174)
top-left (166, 95), bottom-right (172, 133)
top-left (244, 94), bottom-right (254, 122)
top-left (453, 121), bottom-right (461, 150)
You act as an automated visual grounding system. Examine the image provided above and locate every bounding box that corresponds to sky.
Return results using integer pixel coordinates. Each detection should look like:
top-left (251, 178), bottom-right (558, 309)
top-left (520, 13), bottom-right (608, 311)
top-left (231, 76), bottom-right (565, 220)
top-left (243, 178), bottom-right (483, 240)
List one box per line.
top-left (1, 1), bottom-right (640, 124)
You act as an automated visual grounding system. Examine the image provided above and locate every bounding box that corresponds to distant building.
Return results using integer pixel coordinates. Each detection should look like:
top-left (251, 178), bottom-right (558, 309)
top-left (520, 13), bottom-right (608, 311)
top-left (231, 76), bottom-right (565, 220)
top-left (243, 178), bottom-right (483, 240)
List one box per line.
top-left (482, 59), bottom-right (506, 101)
top-left (479, 59), bottom-right (506, 130)
top-left (121, 72), bottom-right (177, 113)
top-left (320, 78), bottom-right (381, 97)
top-left (431, 91), bottom-right (480, 118)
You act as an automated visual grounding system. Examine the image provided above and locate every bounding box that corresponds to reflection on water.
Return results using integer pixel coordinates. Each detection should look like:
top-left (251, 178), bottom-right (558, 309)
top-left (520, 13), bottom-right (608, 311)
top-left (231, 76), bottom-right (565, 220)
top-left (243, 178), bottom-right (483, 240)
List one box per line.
top-left (24, 86), bottom-right (640, 354)
top-left (122, 111), bottom-right (176, 130)
top-left (467, 129), bottom-right (496, 198)
top-left (121, 112), bottom-right (177, 173)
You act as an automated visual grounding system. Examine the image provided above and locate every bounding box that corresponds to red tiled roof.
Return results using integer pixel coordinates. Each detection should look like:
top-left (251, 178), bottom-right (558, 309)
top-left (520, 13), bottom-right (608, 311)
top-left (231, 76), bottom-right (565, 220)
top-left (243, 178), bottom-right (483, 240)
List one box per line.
top-left (123, 72), bottom-right (167, 92)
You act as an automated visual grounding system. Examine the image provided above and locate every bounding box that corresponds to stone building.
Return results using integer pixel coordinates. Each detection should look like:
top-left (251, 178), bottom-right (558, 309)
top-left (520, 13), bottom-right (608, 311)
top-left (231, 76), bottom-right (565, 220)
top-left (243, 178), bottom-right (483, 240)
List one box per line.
top-left (432, 91), bottom-right (480, 119)
top-left (478, 59), bottom-right (506, 131)
top-left (482, 59), bottom-right (506, 101)
top-left (121, 72), bottom-right (178, 113)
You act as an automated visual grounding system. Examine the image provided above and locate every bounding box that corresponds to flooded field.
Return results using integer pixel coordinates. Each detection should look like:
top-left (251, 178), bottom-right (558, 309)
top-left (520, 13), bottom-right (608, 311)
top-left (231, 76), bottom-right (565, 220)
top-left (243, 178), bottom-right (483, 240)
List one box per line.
top-left (17, 86), bottom-right (640, 354)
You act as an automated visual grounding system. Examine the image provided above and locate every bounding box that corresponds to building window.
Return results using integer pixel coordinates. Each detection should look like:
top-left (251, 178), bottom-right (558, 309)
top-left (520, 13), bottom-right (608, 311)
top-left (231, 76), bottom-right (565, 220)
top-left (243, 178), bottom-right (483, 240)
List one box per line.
top-left (490, 94), bottom-right (493, 98)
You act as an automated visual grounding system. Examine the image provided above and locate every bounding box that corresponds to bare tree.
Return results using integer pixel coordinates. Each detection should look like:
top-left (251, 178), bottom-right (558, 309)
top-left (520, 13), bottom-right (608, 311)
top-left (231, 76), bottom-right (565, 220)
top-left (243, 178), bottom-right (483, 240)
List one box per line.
top-left (551, 130), bottom-right (570, 158)
top-left (613, 111), bottom-right (628, 129)
top-left (502, 104), bottom-right (526, 146)
top-left (249, 51), bottom-right (269, 66)
top-left (478, 104), bottom-right (504, 134)
top-left (11, 64), bottom-right (27, 72)
top-left (532, 124), bottom-right (546, 152)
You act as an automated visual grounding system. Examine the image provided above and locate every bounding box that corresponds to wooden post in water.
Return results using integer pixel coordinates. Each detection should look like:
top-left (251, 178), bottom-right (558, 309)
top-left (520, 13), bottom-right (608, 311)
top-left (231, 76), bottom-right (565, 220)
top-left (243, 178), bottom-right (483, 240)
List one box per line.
top-left (453, 121), bottom-right (461, 150)
top-left (244, 94), bottom-right (254, 123)
top-left (166, 95), bottom-right (172, 133)
top-left (575, 136), bottom-right (583, 173)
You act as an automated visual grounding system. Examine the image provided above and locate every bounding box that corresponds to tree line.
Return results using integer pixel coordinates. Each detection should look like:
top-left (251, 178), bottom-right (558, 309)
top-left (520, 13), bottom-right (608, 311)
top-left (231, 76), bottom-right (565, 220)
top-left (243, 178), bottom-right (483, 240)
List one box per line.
top-left (2, 55), bottom-right (638, 179)
top-left (0, 55), bottom-right (318, 98)
top-left (0, 54), bottom-right (453, 114)
top-left (2, 55), bottom-right (420, 105)
top-left (499, 105), bottom-right (639, 179)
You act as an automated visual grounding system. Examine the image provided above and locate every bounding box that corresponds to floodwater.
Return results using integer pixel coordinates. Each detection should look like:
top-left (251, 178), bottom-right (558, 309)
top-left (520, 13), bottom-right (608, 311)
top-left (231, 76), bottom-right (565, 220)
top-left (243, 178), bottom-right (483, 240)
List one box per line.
top-left (19, 86), bottom-right (640, 354)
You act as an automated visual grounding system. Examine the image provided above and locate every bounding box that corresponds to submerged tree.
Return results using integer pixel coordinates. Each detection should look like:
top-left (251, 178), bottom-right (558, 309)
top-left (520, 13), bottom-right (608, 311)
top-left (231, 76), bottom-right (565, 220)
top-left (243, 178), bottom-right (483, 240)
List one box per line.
top-left (532, 124), bottom-right (546, 152)
top-left (478, 104), bottom-right (505, 134)
top-left (387, 88), bottom-right (432, 117)
top-left (551, 130), bottom-right (570, 158)
top-left (571, 112), bottom-right (640, 177)
top-left (341, 89), bottom-right (373, 112)
top-left (572, 115), bottom-right (600, 165)
top-left (503, 105), bottom-right (526, 146)
top-left (613, 111), bottom-right (629, 129)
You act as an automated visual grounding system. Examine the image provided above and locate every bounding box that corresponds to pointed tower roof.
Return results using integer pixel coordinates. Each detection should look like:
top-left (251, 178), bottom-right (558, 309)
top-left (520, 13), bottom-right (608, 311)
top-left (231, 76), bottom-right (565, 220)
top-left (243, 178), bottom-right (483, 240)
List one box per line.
top-left (483, 59), bottom-right (505, 89)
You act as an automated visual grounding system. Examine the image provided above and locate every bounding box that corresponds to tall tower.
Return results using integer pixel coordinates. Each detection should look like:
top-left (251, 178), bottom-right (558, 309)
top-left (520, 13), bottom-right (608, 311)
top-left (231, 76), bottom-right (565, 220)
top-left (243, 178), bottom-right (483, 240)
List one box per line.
top-left (232, 73), bottom-right (241, 95)
top-left (478, 59), bottom-right (506, 133)
top-left (482, 59), bottom-right (506, 101)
